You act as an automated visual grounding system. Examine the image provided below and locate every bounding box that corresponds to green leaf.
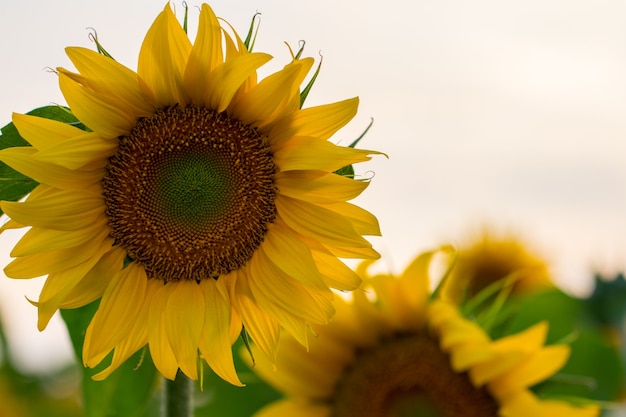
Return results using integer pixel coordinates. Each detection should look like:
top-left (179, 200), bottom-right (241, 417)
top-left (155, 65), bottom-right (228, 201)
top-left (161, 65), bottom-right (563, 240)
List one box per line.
top-left (0, 105), bottom-right (87, 214)
top-left (333, 118), bottom-right (374, 179)
top-left (87, 28), bottom-right (114, 59)
top-left (500, 289), bottom-right (583, 342)
top-left (502, 289), bottom-right (623, 402)
top-left (61, 301), bottom-right (159, 417)
top-left (333, 163), bottom-right (355, 179)
top-left (535, 331), bottom-right (623, 402)
top-left (244, 12), bottom-right (261, 52)
top-left (586, 273), bottom-right (626, 327)
top-left (299, 52), bottom-right (321, 108)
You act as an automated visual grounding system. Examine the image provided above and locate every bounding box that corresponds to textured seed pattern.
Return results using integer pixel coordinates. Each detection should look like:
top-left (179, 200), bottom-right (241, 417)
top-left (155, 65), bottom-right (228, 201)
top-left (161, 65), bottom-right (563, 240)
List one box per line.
top-left (103, 105), bottom-right (277, 282)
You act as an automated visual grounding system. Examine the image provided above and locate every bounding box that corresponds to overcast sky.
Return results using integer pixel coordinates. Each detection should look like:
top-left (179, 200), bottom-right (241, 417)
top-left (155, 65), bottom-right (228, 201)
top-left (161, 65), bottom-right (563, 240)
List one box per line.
top-left (1, 0), bottom-right (625, 372)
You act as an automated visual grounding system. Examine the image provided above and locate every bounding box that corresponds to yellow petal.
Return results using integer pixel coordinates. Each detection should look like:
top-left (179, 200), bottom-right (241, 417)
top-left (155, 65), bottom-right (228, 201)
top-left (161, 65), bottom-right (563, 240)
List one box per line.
top-left (83, 263), bottom-right (147, 367)
top-left (148, 281), bottom-right (179, 380)
top-left (497, 390), bottom-right (545, 417)
top-left (92, 329), bottom-right (148, 381)
top-left (232, 59), bottom-right (313, 130)
top-left (275, 338), bottom-right (343, 399)
top-left (220, 23), bottom-right (259, 94)
top-left (433, 313), bottom-right (489, 350)
top-left (205, 52), bottom-right (272, 112)
top-left (137, 4), bottom-right (191, 106)
top-left (34, 131), bottom-right (118, 170)
top-left (229, 304), bottom-right (242, 344)
top-left (311, 249), bottom-right (362, 291)
top-left (273, 136), bottom-right (377, 172)
top-left (229, 271), bottom-right (280, 361)
top-left (261, 222), bottom-right (327, 290)
top-left (165, 280), bottom-right (205, 380)
top-left (12, 216), bottom-right (108, 256)
top-left (0, 218), bottom-right (24, 233)
top-left (319, 202), bottom-right (381, 236)
top-left (470, 351), bottom-right (526, 387)
top-left (184, 3), bottom-right (223, 104)
top-left (255, 400), bottom-right (330, 417)
top-left (319, 242), bottom-right (380, 260)
top-left (250, 339), bottom-right (336, 400)
top-left (275, 170), bottom-right (368, 204)
top-left (491, 321), bottom-right (548, 354)
top-left (12, 112), bottom-right (85, 150)
top-left (2, 189), bottom-right (104, 231)
top-left (249, 250), bottom-right (333, 326)
top-left (269, 97), bottom-right (359, 144)
top-left (276, 195), bottom-right (372, 249)
top-left (91, 295), bottom-right (150, 381)
top-left (0, 147), bottom-right (104, 190)
top-left (398, 249), bottom-right (442, 310)
top-left (58, 71), bottom-right (137, 138)
top-left (491, 345), bottom-right (570, 395)
top-left (540, 401), bottom-right (600, 417)
top-left (64, 47), bottom-right (154, 116)
top-left (499, 391), bottom-right (600, 417)
top-left (5, 229), bottom-right (111, 278)
top-left (60, 246), bottom-right (126, 309)
top-left (36, 243), bottom-right (112, 330)
top-left (449, 341), bottom-right (496, 371)
top-left (198, 279), bottom-right (243, 386)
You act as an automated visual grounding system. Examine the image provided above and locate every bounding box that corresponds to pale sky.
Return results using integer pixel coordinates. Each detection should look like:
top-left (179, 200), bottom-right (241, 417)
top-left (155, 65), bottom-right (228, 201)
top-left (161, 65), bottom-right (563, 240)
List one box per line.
top-left (1, 0), bottom-right (625, 372)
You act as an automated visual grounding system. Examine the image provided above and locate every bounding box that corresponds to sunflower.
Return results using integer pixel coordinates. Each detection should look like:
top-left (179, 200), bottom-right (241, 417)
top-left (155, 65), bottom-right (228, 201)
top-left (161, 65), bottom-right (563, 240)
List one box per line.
top-left (249, 249), bottom-right (599, 417)
top-left (0, 4), bottom-right (381, 385)
top-left (441, 230), bottom-right (552, 304)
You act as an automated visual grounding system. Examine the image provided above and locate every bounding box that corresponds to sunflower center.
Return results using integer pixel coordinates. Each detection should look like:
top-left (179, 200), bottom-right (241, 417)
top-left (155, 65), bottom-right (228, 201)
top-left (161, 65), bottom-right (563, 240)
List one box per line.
top-left (102, 105), bottom-right (277, 282)
top-left (332, 333), bottom-right (499, 417)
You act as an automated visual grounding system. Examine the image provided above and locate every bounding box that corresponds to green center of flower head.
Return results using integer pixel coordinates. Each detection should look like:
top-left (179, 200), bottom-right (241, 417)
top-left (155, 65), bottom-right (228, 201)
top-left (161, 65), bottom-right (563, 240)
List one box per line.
top-left (155, 151), bottom-right (234, 226)
top-left (332, 333), bottom-right (499, 417)
top-left (103, 105), bottom-right (277, 282)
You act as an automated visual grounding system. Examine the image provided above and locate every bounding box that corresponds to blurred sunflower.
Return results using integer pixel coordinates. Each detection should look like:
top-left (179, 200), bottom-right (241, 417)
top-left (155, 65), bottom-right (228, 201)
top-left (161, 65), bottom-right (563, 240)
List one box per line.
top-left (441, 231), bottom-right (552, 304)
top-left (249, 249), bottom-right (599, 417)
top-left (0, 4), bottom-right (381, 384)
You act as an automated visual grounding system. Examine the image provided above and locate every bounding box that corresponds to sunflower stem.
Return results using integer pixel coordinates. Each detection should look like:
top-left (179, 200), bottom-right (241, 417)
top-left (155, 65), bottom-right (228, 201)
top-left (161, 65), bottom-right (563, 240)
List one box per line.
top-left (163, 371), bottom-right (193, 417)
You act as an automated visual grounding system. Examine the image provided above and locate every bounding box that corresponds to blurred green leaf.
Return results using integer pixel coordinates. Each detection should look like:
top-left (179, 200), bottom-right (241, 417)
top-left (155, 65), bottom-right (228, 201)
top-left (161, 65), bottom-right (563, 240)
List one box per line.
top-left (587, 273), bottom-right (626, 328)
top-left (61, 302), bottom-right (159, 417)
top-left (0, 106), bottom-right (86, 214)
top-left (504, 289), bottom-right (585, 343)
top-left (535, 330), bottom-right (622, 403)
top-left (502, 289), bottom-right (623, 402)
top-left (0, 310), bottom-right (82, 417)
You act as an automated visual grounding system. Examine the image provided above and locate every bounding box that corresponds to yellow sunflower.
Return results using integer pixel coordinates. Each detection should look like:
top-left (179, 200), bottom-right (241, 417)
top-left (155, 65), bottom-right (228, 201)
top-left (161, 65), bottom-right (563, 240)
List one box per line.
top-left (441, 231), bottom-right (552, 304)
top-left (249, 249), bottom-right (599, 417)
top-left (0, 4), bottom-right (381, 385)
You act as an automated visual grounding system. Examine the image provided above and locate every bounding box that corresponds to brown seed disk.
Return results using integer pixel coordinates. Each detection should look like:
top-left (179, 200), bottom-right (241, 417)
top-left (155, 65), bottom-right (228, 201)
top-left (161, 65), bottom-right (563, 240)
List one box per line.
top-left (332, 333), bottom-right (500, 417)
top-left (103, 105), bottom-right (277, 282)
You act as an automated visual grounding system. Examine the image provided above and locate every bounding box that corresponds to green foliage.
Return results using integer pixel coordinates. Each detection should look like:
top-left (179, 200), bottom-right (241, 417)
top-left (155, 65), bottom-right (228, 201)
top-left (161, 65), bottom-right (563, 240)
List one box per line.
top-left (334, 118), bottom-right (375, 179)
top-left (587, 273), bottom-right (626, 327)
top-left (0, 106), bottom-right (86, 214)
top-left (501, 289), bottom-right (624, 403)
top-left (0, 312), bottom-right (82, 417)
top-left (244, 12), bottom-right (261, 52)
top-left (61, 302), bottom-right (160, 417)
top-left (59, 301), bottom-right (279, 417)
top-left (299, 56), bottom-right (321, 108)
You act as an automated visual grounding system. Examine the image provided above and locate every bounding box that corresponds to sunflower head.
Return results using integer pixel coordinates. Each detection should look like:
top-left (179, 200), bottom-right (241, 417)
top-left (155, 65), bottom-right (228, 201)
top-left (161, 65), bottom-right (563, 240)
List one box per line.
top-left (442, 230), bottom-right (552, 304)
top-left (0, 3), bottom-right (382, 384)
top-left (248, 249), bottom-right (599, 417)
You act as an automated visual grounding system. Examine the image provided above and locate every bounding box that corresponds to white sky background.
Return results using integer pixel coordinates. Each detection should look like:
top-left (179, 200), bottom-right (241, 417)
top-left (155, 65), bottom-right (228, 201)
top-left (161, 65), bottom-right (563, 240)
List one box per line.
top-left (0, 0), bottom-right (625, 373)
